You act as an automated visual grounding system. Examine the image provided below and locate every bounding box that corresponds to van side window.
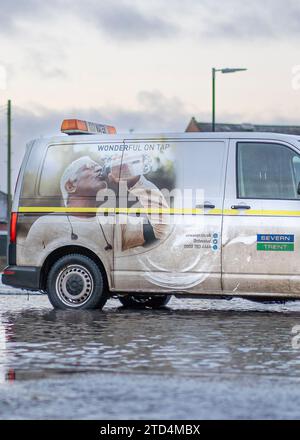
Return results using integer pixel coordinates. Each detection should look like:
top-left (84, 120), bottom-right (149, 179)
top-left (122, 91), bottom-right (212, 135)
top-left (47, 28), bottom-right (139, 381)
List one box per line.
top-left (237, 142), bottom-right (300, 200)
top-left (182, 141), bottom-right (226, 199)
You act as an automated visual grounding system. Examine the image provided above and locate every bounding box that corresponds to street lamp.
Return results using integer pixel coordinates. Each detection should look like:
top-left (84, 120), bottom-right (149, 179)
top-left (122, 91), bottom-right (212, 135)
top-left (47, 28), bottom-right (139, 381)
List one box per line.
top-left (212, 67), bottom-right (247, 132)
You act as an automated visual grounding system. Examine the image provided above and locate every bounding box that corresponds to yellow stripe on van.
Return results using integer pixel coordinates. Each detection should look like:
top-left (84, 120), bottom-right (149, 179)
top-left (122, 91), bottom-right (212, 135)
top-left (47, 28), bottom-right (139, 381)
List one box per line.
top-left (208, 208), bottom-right (223, 215)
top-left (19, 206), bottom-right (106, 213)
top-left (18, 207), bottom-right (300, 217)
top-left (18, 207), bottom-right (203, 215)
top-left (115, 207), bottom-right (203, 215)
top-left (223, 209), bottom-right (300, 217)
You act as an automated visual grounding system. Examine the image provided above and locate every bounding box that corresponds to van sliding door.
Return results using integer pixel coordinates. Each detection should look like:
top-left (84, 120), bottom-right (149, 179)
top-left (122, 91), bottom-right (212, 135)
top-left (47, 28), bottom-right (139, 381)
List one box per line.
top-left (113, 138), bottom-right (228, 294)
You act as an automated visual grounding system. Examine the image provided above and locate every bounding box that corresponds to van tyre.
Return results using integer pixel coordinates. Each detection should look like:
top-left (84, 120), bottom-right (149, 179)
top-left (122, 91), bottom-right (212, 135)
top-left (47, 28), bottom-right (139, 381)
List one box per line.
top-left (119, 294), bottom-right (171, 309)
top-left (47, 254), bottom-right (107, 310)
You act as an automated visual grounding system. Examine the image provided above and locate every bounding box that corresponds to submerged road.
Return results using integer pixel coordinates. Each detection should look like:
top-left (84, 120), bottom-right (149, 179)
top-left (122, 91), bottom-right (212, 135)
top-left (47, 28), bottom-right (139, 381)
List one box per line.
top-left (0, 293), bottom-right (300, 419)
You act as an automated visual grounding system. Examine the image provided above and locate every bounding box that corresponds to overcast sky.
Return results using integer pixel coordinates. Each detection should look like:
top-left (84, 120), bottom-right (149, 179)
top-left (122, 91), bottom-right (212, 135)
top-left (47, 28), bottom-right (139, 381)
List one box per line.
top-left (1, 0), bottom-right (300, 190)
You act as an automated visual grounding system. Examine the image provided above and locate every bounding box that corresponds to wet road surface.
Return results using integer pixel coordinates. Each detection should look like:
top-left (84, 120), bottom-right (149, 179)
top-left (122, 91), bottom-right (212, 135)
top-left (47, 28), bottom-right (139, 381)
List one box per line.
top-left (1, 294), bottom-right (300, 419)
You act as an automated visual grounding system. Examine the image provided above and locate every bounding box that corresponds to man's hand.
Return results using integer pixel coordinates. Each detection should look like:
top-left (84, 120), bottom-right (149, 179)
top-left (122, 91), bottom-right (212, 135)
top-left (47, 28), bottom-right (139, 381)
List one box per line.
top-left (108, 172), bottom-right (140, 189)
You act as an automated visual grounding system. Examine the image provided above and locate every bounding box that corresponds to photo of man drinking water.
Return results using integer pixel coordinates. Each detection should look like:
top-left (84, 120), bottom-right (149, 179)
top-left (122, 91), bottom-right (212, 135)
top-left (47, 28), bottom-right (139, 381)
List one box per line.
top-left (21, 149), bottom-right (172, 258)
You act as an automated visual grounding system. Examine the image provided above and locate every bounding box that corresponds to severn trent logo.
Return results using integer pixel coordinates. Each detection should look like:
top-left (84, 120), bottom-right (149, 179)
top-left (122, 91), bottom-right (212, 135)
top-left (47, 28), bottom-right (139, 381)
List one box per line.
top-left (257, 234), bottom-right (294, 252)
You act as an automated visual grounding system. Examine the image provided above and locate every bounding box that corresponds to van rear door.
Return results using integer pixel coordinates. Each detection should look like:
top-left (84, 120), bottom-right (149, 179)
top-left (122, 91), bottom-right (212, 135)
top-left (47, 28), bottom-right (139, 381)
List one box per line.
top-left (113, 138), bottom-right (228, 294)
top-left (222, 138), bottom-right (300, 295)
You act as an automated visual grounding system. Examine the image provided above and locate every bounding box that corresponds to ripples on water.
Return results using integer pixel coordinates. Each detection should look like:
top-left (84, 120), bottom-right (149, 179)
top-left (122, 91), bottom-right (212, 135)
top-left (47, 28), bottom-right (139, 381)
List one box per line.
top-left (1, 295), bottom-right (300, 382)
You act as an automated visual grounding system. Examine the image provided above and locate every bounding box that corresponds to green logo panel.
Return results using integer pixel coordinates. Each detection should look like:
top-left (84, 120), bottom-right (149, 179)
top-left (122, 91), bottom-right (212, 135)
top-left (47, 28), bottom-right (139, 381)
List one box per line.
top-left (257, 243), bottom-right (294, 252)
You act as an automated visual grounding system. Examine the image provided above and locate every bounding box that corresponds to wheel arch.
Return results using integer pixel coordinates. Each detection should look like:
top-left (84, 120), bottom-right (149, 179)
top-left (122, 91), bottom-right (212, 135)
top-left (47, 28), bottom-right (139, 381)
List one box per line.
top-left (40, 245), bottom-right (111, 292)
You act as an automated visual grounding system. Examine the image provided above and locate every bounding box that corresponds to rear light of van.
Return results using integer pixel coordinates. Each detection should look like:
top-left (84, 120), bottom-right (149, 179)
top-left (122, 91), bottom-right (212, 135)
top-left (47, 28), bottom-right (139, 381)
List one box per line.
top-left (10, 212), bottom-right (18, 244)
top-left (3, 269), bottom-right (15, 275)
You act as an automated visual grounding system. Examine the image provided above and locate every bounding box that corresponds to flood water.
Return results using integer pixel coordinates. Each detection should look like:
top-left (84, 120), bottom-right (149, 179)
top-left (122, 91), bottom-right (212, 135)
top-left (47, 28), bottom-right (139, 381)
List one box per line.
top-left (1, 294), bottom-right (300, 419)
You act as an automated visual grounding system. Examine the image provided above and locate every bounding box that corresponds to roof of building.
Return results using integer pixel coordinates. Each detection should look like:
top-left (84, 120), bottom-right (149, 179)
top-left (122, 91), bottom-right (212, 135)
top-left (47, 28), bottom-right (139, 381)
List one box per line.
top-left (186, 117), bottom-right (300, 135)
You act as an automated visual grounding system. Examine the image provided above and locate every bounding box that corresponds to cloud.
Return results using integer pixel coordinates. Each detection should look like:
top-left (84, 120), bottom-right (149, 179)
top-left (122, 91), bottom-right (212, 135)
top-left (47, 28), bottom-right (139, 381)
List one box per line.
top-left (77, 0), bottom-right (178, 41)
top-left (0, 0), bottom-right (178, 41)
top-left (12, 90), bottom-right (189, 141)
top-left (134, 90), bottom-right (189, 128)
top-left (23, 49), bottom-right (67, 80)
top-left (1, 0), bottom-right (300, 42)
top-left (0, 0), bottom-right (55, 33)
top-left (197, 0), bottom-right (300, 40)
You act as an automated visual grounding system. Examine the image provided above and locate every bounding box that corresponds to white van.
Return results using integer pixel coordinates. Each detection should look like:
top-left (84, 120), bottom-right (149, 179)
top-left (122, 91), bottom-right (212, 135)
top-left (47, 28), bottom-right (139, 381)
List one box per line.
top-left (3, 119), bottom-right (300, 309)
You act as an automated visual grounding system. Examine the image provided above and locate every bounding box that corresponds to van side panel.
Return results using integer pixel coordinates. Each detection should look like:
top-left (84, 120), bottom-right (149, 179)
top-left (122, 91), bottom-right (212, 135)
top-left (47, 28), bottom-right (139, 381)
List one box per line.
top-left (16, 136), bottom-right (228, 295)
top-left (223, 138), bottom-right (300, 296)
top-left (113, 138), bottom-right (228, 294)
top-left (16, 139), bottom-right (126, 289)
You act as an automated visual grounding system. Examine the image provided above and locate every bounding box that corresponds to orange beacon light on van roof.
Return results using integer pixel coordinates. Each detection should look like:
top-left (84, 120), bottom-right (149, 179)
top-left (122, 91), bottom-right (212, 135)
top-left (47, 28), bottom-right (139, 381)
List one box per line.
top-left (61, 119), bottom-right (116, 135)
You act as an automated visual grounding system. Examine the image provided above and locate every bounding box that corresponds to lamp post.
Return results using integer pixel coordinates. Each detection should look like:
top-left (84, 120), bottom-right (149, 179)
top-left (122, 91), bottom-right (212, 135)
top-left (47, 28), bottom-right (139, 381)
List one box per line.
top-left (212, 67), bottom-right (247, 132)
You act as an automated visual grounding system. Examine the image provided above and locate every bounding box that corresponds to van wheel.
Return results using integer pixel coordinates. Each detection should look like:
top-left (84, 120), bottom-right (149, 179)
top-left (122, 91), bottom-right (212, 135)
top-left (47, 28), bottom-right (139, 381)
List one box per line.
top-left (118, 294), bottom-right (171, 309)
top-left (47, 254), bottom-right (107, 310)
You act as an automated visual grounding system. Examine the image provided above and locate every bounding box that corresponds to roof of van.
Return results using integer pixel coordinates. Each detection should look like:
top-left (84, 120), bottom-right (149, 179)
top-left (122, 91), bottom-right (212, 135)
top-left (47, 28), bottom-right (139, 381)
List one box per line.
top-left (31, 131), bottom-right (300, 145)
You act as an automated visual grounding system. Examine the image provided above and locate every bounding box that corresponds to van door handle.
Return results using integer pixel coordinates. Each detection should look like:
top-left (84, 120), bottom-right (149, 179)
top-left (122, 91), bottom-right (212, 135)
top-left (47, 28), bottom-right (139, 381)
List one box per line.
top-left (196, 203), bottom-right (216, 209)
top-left (231, 204), bottom-right (251, 210)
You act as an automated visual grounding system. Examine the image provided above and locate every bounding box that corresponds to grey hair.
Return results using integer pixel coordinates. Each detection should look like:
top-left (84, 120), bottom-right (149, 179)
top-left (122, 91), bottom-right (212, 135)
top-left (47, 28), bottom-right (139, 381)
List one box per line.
top-left (60, 156), bottom-right (99, 206)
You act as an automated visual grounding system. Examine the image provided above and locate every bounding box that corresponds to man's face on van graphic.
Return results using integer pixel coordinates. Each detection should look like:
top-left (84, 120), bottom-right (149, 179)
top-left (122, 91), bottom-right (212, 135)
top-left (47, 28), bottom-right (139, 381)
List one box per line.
top-left (65, 163), bottom-right (107, 199)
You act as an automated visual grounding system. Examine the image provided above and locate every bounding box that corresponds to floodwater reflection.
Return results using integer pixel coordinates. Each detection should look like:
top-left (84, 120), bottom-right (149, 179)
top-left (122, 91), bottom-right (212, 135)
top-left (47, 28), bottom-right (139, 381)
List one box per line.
top-left (1, 296), bottom-right (300, 382)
